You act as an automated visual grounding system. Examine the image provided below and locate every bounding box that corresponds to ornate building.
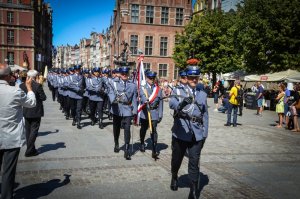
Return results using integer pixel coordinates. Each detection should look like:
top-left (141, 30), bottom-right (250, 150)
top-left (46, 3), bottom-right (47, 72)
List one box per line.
top-left (112, 0), bottom-right (193, 80)
top-left (0, 0), bottom-right (53, 72)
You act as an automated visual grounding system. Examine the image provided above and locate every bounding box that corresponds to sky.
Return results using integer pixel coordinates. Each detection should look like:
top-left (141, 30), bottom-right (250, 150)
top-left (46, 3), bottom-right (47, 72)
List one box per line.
top-left (47, 0), bottom-right (115, 47)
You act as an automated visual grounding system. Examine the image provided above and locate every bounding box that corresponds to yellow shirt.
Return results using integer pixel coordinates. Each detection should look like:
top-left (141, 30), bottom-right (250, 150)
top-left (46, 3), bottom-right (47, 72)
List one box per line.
top-left (229, 86), bottom-right (240, 105)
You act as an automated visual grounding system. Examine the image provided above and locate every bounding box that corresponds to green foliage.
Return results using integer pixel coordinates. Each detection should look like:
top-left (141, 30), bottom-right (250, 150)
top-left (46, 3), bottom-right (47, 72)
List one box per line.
top-left (173, 11), bottom-right (242, 74)
top-left (173, 0), bottom-right (300, 75)
top-left (235, 0), bottom-right (300, 73)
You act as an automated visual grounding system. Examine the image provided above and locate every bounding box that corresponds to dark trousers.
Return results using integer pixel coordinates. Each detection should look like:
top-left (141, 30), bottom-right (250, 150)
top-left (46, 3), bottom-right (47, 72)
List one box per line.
top-left (51, 88), bottom-right (58, 101)
top-left (58, 93), bottom-right (63, 108)
top-left (0, 148), bottom-right (20, 199)
top-left (103, 95), bottom-right (110, 113)
top-left (113, 115), bottom-right (131, 144)
top-left (82, 96), bottom-right (89, 113)
top-left (70, 98), bottom-right (82, 121)
top-left (89, 100), bottom-right (104, 122)
top-left (171, 137), bottom-right (204, 182)
top-left (227, 103), bottom-right (238, 125)
top-left (24, 117), bottom-right (41, 155)
top-left (64, 96), bottom-right (70, 117)
top-left (140, 118), bottom-right (158, 144)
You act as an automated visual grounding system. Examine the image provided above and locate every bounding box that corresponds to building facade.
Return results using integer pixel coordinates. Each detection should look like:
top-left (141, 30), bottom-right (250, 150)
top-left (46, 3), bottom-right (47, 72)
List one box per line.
top-left (112, 0), bottom-right (193, 80)
top-left (0, 0), bottom-right (53, 72)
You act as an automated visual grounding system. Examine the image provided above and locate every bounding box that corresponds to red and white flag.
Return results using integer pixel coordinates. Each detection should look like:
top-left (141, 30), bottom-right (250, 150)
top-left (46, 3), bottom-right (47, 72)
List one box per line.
top-left (136, 56), bottom-right (160, 123)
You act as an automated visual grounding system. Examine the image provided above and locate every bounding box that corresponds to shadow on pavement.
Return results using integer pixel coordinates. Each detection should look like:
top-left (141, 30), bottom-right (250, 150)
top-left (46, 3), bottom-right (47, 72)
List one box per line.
top-left (38, 142), bottom-right (66, 154)
top-left (13, 174), bottom-right (71, 199)
top-left (38, 129), bottom-right (59, 137)
top-left (178, 172), bottom-right (209, 198)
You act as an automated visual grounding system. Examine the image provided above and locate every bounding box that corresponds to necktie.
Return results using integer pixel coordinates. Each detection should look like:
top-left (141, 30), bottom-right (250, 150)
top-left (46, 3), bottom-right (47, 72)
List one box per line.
top-left (192, 89), bottom-right (196, 98)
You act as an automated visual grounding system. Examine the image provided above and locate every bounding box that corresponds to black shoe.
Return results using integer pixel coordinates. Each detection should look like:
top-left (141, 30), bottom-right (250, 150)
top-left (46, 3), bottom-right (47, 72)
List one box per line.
top-left (91, 120), bottom-right (95, 126)
top-left (188, 181), bottom-right (198, 199)
top-left (170, 175), bottom-right (178, 191)
top-left (224, 123), bottom-right (231, 126)
top-left (152, 142), bottom-right (159, 160)
top-left (25, 150), bottom-right (39, 157)
top-left (140, 143), bottom-right (145, 152)
top-left (99, 120), bottom-right (104, 129)
top-left (77, 120), bottom-right (82, 129)
top-left (124, 144), bottom-right (131, 160)
top-left (109, 113), bottom-right (112, 120)
top-left (114, 144), bottom-right (120, 153)
top-left (65, 116), bottom-right (69, 120)
top-left (72, 120), bottom-right (76, 126)
top-left (233, 124), bottom-right (237, 127)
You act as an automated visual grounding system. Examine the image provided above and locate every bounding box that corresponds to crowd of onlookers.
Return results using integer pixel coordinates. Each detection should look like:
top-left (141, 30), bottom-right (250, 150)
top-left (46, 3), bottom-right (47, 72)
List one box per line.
top-left (210, 80), bottom-right (300, 132)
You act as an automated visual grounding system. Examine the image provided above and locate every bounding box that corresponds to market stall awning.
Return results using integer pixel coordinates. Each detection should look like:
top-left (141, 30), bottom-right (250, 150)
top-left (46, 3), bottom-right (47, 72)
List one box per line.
top-left (244, 69), bottom-right (300, 82)
top-left (222, 70), bottom-right (247, 80)
top-left (10, 64), bottom-right (28, 72)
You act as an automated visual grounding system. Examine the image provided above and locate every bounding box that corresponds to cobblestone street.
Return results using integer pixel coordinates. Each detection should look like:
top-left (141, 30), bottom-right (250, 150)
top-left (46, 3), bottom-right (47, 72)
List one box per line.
top-left (13, 87), bottom-right (300, 199)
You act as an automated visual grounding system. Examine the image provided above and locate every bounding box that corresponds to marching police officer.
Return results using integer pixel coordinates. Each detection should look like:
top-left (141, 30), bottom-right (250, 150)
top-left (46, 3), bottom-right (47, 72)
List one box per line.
top-left (108, 66), bottom-right (137, 160)
top-left (87, 67), bottom-right (105, 128)
top-left (82, 68), bottom-right (90, 116)
top-left (68, 65), bottom-right (85, 129)
top-left (169, 66), bottom-right (208, 199)
top-left (139, 70), bottom-right (163, 160)
top-left (178, 70), bottom-right (188, 88)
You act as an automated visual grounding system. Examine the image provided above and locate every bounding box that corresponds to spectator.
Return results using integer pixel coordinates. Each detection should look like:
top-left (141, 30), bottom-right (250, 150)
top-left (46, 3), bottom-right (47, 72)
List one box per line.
top-left (0, 63), bottom-right (36, 199)
top-left (238, 84), bottom-right (244, 116)
top-left (212, 81), bottom-right (220, 111)
top-left (225, 80), bottom-right (240, 127)
top-left (20, 70), bottom-right (47, 157)
top-left (256, 81), bottom-right (264, 116)
top-left (275, 84), bottom-right (285, 128)
top-left (282, 82), bottom-right (291, 127)
top-left (290, 84), bottom-right (300, 132)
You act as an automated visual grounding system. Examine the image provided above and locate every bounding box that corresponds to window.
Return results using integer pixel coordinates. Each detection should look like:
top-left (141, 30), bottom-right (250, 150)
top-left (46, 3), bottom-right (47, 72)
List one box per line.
top-left (146, 6), bottom-right (154, 24)
top-left (176, 8), bottom-right (183, 25)
top-left (7, 0), bottom-right (13, 3)
top-left (7, 30), bottom-right (14, 44)
top-left (7, 11), bottom-right (14, 23)
top-left (161, 7), bottom-right (169, 25)
top-left (174, 67), bottom-right (179, 79)
top-left (7, 52), bottom-right (14, 65)
top-left (144, 63), bottom-right (151, 70)
top-left (160, 37), bottom-right (168, 56)
top-left (145, 36), bottom-right (153, 56)
top-left (130, 35), bottom-right (138, 55)
top-left (131, 4), bottom-right (139, 23)
top-left (159, 64), bottom-right (168, 77)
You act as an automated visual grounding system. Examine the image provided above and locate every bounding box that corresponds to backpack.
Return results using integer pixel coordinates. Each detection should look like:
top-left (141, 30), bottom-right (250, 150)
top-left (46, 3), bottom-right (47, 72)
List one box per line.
top-left (235, 86), bottom-right (243, 105)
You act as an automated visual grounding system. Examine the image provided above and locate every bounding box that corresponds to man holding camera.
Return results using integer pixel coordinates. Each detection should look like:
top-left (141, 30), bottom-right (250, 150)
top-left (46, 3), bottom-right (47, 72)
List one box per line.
top-left (0, 63), bottom-right (36, 199)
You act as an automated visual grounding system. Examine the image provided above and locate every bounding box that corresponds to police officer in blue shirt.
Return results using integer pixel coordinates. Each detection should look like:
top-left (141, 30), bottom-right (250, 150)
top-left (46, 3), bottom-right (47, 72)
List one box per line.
top-left (87, 67), bottom-right (105, 128)
top-left (139, 70), bottom-right (163, 160)
top-left (108, 66), bottom-right (137, 160)
top-left (68, 65), bottom-right (85, 129)
top-left (169, 66), bottom-right (208, 199)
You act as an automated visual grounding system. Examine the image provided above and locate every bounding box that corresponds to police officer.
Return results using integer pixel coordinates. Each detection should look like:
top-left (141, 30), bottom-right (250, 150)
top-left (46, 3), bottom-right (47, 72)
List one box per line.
top-left (108, 66), bottom-right (137, 160)
top-left (68, 65), bottom-right (85, 129)
top-left (169, 66), bottom-right (208, 199)
top-left (50, 69), bottom-right (59, 101)
top-left (82, 68), bottom-right (90, 116)
top-left (139, 70), bottom-right (163, 160)
top-left (178, 70), bottom-right (188, 88)
top-left (87, 67), bottom-right (105, 128)
top-left (102, 68), bottom-right (111, 118)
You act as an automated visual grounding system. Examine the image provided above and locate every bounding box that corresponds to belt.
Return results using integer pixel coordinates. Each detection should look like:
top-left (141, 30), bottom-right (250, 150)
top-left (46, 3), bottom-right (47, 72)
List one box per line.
top-left (119, 101), bottom-right (131, 105)
top-left (177, 115), bottom-right (203, 124)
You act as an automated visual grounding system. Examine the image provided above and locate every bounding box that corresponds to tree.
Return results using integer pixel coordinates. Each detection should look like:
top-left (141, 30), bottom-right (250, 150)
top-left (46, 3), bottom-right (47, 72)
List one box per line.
top-left (236, 0), bottom-right (300, 73)
top-left (173, 11), bottom-right (242, 82)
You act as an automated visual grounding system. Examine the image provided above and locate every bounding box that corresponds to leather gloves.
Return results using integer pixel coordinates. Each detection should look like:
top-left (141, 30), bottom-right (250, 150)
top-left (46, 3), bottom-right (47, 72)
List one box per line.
top-left (178, 96), bottom-right (193, 111)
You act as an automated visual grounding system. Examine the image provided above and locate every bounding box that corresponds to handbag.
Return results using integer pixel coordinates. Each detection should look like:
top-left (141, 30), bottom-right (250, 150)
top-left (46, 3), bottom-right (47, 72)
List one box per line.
top-left (295, 100), bottom-right (300, 109)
